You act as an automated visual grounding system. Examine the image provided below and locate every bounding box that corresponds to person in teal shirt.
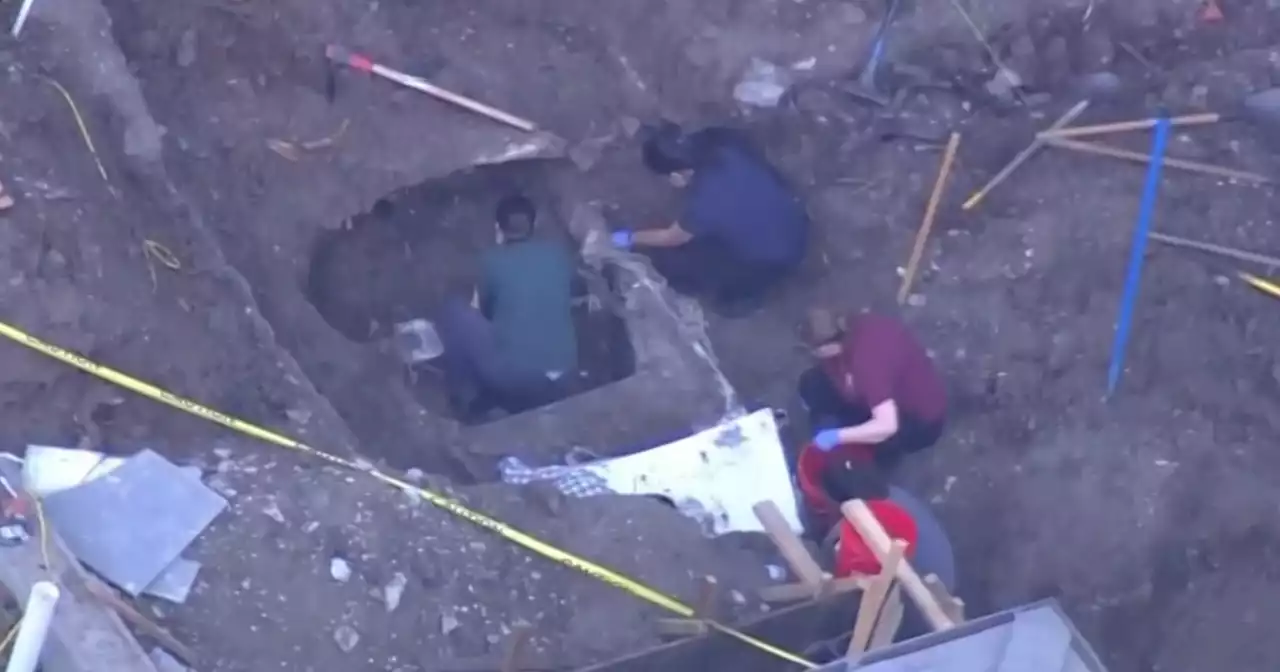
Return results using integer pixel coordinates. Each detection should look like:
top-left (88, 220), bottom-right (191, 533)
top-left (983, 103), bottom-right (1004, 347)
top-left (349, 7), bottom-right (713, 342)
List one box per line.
top-left (434, 195), bottom-right (577, 421)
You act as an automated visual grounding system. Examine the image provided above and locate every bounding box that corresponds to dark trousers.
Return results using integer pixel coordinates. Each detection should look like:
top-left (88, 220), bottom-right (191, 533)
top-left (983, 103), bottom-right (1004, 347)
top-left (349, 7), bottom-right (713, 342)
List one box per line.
top-left (433, 297), bottom-right (564, 418)
top-left (797, 366), bottom-right (944, 471)
top-left (643, 238), bottom-right (793, 311)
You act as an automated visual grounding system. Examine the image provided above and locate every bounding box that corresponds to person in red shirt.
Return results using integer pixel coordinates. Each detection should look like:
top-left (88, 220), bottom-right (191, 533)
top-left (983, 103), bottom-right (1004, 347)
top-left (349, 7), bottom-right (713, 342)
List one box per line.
top-left (798, 310), bottom-right (947, 470)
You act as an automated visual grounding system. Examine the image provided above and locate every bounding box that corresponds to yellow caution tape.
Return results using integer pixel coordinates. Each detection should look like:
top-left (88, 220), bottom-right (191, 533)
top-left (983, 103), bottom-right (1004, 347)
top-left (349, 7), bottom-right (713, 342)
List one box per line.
top-left (1240, 272), bottom-right (1280, 300)
top-left (0, 320), bottom-right (815, 668)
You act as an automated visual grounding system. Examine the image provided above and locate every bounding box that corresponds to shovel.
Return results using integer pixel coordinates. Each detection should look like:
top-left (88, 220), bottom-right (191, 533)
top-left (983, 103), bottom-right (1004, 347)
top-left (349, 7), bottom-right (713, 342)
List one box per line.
top-left (843, 0), bottom-right (903, 107)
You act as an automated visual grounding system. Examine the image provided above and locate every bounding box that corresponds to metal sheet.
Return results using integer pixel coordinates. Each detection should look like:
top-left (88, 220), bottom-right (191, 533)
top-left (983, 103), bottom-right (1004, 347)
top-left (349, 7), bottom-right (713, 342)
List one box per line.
top-left (42, 449), bottom-right (226, 595)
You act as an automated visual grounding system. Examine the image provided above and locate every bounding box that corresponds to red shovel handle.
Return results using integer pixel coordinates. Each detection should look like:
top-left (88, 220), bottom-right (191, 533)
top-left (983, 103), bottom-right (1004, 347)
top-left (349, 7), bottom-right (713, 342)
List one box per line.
top-left (325, 44), bottom-right (374, 72)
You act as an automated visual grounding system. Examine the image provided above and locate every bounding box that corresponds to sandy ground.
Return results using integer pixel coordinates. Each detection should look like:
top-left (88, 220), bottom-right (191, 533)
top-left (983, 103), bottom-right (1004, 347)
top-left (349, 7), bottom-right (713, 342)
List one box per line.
top-left (5, 0), bottom-right (1280, 670)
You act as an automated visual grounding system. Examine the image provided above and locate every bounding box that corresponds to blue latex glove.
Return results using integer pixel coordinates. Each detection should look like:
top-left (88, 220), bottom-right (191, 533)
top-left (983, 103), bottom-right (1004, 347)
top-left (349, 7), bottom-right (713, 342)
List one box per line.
top-left (610, 229), bottom-right (635, 250)
top-left (813, 429), bottom-right (842, 452)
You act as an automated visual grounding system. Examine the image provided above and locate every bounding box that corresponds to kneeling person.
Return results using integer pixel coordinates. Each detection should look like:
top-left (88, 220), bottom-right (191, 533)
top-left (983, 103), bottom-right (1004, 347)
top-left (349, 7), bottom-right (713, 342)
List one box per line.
top-left (800, 310), bottom-right (947, 470)
top-left (434, 195), bottom-right (577, 420)
top-left (610, 122), bottom-right (809, 315)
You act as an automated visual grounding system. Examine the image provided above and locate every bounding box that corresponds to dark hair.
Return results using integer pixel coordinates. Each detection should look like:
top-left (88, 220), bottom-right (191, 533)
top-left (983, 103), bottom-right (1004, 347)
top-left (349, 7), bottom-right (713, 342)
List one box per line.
top-left (641, 120), bottom-right (696, 175)
top-left (495, 195), bottom-right (536, 241)
top-left (821, 458), bottom-right (890, 503)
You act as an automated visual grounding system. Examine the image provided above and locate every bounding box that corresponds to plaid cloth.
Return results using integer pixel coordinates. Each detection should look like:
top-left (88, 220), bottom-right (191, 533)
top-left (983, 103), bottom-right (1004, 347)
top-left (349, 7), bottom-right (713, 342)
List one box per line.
top-left (497, 456), bottom-right (613, 497)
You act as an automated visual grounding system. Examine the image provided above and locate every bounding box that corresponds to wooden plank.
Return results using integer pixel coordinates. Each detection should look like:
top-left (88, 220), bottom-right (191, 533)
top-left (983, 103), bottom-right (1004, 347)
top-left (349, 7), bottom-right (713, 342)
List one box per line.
top-left (962, 100), bottom-right (1090, 211)
top-left (924, 573), bottom-right (966, 624)
top-left (656, 619), bottom-right (709, 637)
top-left (898, 132), bottom-right (962, 304)
top-left (759, 575), bottom-right (867, 603)
top-left (1044, 137), bottom-right (1271, 183)
top-left (841, 499), bottom-right (956, 632)
top-left (847, 539), bottom-right (907, 656)
top-left (1036, 112), bottom-right (1221, 140)
top-left (867, 584), bottom-right (905, 650)
top-left (576, 593), bottom-right (858, 672)
top-left (752, 501), bottom-right (825, 589)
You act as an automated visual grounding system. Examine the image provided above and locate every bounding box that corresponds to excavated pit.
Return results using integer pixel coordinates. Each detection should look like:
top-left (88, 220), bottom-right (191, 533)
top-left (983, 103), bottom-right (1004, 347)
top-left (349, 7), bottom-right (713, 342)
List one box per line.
top-left (304, 160), bottom-right (637, 424)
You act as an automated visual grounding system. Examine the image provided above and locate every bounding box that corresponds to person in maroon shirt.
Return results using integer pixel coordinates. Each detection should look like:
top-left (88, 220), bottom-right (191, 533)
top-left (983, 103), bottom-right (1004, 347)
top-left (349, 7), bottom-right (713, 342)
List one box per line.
top-left (798, 309), bottom-right (947, 470)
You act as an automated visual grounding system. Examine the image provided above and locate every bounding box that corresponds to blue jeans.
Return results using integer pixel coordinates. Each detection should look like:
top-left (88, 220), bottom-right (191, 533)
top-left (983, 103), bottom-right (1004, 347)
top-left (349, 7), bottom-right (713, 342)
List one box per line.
top-left (433, 297), bottom-right (563, 416)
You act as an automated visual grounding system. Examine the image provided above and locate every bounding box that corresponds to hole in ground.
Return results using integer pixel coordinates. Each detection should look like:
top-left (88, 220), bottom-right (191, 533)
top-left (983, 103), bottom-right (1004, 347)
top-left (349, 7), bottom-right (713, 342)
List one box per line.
top-left (305, 160), bottom-right (637, 431)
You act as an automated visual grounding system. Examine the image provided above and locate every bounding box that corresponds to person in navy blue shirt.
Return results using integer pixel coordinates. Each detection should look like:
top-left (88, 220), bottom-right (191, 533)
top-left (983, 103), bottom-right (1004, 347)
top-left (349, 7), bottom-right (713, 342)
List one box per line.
top-left (610, 121), bottom-right (809, 315)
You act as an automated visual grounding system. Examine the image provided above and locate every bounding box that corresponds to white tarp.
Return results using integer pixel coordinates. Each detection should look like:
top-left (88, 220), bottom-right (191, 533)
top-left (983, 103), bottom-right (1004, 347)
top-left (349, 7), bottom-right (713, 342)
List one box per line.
top-left (502, 408), bottom-right (803, 536)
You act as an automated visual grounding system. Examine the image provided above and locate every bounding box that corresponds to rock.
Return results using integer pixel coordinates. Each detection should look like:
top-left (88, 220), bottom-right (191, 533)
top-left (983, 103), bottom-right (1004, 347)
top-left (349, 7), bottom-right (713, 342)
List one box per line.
top-left (404, 468), bottom-right (425, 483)
top-left (618, 116), bottom-right (641, 138)
top-left (148, 647), bottom-right (188, 672)
top-left (441, 613), bottom-right (460, 634)
top-left (262, 500), bottom-right (285, 524)
top-left (333, 625), bottom-right (359, 652)
top-left (569, 135), bottom-right (611, 171)
top-left (175, 29), bottom-right (197, 68)
top-left (733, 58), bottom-right (791, 108)
top-left (383, 572), bottom-right (408, 612)
top-left (1190, 84), bottom-right (1210, 109)
top-left (1072, 71), bottom-right (1123, 100)
top-left (330, 557), bottom-right (352, 583)
top-left (984, 68), bottom-right (1022, 102)
top-left (285, 407), bottom-right (311, 425)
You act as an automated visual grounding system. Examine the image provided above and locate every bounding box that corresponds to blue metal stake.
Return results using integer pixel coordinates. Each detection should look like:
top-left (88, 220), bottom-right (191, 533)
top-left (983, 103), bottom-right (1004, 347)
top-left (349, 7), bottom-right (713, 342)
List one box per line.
top-left (1107, 118), bottom-right (1172, 398)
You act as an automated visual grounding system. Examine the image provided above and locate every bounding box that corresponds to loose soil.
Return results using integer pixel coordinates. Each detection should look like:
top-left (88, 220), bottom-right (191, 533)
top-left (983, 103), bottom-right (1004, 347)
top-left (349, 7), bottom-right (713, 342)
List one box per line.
top-left (4, 0), bottom-right (1280, 670)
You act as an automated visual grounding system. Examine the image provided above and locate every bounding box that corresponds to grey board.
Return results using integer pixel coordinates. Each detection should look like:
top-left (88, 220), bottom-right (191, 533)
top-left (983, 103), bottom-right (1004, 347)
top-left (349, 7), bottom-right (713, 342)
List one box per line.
top-left (143, 557), bottom-right (202, 604)
top-left (42, 449), bottom-right (227, 596)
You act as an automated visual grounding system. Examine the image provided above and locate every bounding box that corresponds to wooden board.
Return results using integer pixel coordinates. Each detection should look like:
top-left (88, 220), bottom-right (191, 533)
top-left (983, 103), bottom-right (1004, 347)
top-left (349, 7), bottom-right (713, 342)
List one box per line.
top-left (576, 594), bottom-right (858, 672)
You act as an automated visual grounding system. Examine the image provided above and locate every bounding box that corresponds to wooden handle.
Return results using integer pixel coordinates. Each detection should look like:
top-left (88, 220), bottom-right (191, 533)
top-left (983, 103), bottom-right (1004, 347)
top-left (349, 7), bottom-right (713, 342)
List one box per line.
top-left (898, 132), bottom-right (962, 304)
top-left (842, 500), bottom-right (956, 631)
top-left (753, 500), bottom-right (826, 589)
top-left (1038, 113), bottom-right (1221, 140)
top-left (371, 64), bottom-right (538, 132)
top-left (1044, 137), bottom-right (1271, 183)
top-left (963, 100), bottom-right (1090, 211)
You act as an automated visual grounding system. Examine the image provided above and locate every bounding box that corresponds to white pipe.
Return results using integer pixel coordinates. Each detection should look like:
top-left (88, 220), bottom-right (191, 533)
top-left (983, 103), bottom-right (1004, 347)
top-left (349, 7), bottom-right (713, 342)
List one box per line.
top-left (9, 0), bottom-right (36, 38)
top-left (5, 581), bottom-right (60, 672)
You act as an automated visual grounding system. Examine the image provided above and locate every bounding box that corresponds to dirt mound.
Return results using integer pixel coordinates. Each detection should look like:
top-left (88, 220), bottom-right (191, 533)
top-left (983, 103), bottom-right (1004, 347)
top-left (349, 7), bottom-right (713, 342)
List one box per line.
top-left (8, 0), bottom-right (1280, 669)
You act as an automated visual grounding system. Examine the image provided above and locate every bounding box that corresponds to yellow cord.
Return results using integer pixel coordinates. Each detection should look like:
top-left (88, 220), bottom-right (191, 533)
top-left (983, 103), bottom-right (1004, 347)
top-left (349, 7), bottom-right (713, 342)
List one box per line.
top-left (32, 497), bottom-right (50, 572)
top-left (40, 76), bottom-right (111, 188)
top-left (143, 240), bottom-right (182, 270)
top-left (0, 618), bottom-right (21, 654)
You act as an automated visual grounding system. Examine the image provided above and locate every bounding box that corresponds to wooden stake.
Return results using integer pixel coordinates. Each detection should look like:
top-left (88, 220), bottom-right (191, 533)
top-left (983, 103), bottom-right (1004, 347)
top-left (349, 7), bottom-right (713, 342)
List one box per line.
top-left (500, 625), bottom-right (534, 672)
top-left (846, 539), bottom-right (906, 656)
top-left (760, 575), bottom-right (867, 603)
top-left (83, 578), bottom-right (198, 665)
top-left (963, 100), bottom-right (1090, 211)
top-left (752, 501), bottom-right (826, 591)
top-left (1045, 137), bottom-right (1271, 184)
top-left (898, 132), bottom-right (962, 304)
top-left (1037, 112), bottom-right (1221, 140)
top-left (1149, 231), bottom-right (1280, 268)
top-left (867, 584), bottom-right (905, 650)
top-left (842, 500), bottom-right (956, 632)
top-left (923, 573), bottom-right (965, 624)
